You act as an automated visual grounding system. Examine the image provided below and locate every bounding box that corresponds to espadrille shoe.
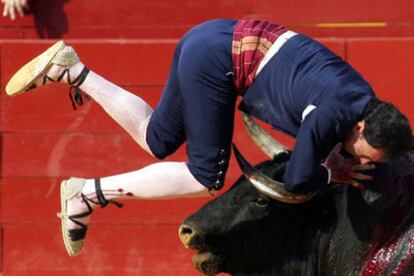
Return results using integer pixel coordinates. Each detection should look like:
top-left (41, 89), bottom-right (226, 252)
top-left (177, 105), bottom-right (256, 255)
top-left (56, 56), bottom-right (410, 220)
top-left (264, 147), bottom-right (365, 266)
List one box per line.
top-left (59, 177), bottom-right (89, 257)
top-left (5, 41), bottom-right (91, 110)
top-left (6, 41), bottom-right (75, 96)
top-left (58, 178), bottom-right (123, 257)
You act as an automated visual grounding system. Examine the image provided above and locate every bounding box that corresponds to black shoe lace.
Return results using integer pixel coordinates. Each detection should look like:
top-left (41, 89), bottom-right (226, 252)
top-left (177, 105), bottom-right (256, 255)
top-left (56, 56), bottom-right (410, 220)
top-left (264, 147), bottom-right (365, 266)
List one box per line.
top-left (43, 67), bottom-right (91, 110)
top-left (67, 178), bottom-right (123, 242)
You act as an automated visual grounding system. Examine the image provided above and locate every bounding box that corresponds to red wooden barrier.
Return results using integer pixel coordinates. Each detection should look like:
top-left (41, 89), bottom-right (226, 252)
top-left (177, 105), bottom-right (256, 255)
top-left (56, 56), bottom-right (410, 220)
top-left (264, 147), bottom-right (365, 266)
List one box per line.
top-left (1, 33), bottom-right (414, 276)
top-left (0, 226), bottom-right (2, 273)
top-left (0, 0), bottom-right (413, 39)
top-left (347, 38), bottom-right (414, 121)
top-left (1, 41), bottom-right (177, 86)
top-left (2, 224), bottom-right (200, 274)
top-left (0, 37), bottom-right (370, 275)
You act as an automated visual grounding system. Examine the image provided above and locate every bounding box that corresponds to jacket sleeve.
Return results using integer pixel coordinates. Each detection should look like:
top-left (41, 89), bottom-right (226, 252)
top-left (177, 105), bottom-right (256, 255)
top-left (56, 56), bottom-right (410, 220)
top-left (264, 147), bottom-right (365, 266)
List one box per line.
top-left (283, 108), bottom-right (340, 193)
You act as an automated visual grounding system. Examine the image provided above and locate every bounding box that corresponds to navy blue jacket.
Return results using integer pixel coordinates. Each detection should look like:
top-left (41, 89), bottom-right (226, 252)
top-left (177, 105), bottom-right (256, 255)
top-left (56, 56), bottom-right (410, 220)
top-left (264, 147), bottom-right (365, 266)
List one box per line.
top-left (239, 34), bottom-right (374, 193)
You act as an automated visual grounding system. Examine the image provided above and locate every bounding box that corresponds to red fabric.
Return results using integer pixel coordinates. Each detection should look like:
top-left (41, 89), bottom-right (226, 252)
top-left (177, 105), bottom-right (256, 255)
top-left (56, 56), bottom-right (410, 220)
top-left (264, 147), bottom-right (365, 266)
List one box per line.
top-left (232, 20), bottom-right (287, 95)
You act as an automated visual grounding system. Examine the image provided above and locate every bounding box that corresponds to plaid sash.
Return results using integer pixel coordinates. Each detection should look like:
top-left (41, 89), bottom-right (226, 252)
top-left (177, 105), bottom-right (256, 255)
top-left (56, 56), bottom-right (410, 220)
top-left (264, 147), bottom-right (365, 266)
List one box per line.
top-left (232, 20), bottom-right (288, 95)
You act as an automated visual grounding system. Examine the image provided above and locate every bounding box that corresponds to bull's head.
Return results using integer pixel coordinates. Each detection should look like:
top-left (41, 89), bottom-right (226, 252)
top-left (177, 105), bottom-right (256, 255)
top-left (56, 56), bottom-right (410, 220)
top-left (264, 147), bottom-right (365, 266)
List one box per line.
top-left (179, 113), bottom-right (322, 274)
top-left (178, 152), bottom-right (336, 275)
top-left (179, 113), bottom-right (414, 275)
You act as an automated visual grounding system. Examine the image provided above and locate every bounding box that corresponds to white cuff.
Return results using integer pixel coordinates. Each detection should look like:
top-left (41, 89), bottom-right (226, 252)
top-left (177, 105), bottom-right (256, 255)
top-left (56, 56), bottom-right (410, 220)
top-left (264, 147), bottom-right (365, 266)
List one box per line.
top-left (321, 164), bottom-right (332, 185)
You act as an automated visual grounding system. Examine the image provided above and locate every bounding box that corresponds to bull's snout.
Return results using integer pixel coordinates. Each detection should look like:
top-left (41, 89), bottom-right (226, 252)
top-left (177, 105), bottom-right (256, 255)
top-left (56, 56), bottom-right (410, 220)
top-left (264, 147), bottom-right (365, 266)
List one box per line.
top-left (179, 224), bottom-right (224, 275)
top-left (179, 224), bottom-right (197, 249)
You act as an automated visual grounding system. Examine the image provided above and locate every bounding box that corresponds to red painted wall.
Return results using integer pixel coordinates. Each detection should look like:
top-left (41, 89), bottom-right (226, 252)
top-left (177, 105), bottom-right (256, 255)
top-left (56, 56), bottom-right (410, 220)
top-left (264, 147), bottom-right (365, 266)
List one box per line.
top-left (0, 1), bottom-right (414, 275)
top-left (0, 0), bottom-right (414, 39)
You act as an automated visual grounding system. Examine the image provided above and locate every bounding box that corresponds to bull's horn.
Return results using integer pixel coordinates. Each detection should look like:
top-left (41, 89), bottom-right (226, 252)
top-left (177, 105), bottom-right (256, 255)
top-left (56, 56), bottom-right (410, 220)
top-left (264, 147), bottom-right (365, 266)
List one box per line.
top-left (232, 144), bottom-right (314, 204)
top-left (242, 112), bottom-right (288, 159)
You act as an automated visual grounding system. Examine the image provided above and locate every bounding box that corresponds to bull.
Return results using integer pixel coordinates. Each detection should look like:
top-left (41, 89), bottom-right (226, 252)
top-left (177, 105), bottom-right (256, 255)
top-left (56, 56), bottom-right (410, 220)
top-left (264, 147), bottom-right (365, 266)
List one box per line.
top-left (178, 114), bottom-right (414, 275)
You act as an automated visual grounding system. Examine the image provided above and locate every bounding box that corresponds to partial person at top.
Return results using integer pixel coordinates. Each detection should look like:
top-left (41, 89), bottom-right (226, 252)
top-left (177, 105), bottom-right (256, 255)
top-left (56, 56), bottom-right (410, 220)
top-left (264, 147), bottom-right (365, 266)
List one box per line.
top-left (2, 0), bottom-right (29, 20)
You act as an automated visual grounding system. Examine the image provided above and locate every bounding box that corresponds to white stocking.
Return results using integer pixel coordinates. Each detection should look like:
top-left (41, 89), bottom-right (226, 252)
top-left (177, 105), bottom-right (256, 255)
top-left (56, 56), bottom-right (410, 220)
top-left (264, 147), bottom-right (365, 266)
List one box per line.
top-left (70, 161), bottom-right (210, 228)
top-left (78, 65), bottom-right (154, 155)
top-left (46, 53), bottom-right (154, 155)
top-left (82, 161), bottom-right (210, 201)
top-left (66, 162), bottom-right (210, 230)
top-left (44, 48), bottom-right (213, 233)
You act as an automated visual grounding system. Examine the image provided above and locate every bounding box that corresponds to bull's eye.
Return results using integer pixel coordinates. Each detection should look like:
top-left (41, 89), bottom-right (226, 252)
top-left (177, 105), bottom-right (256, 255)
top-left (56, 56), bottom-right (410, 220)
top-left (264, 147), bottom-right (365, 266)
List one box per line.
top-left (253, 196), bottom-right (270, 208)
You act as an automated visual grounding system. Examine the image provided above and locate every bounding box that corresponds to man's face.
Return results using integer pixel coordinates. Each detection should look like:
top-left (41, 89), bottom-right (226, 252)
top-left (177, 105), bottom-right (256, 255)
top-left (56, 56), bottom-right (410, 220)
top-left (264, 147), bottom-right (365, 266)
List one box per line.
top-left (344, 121), bottom-right (386, 164)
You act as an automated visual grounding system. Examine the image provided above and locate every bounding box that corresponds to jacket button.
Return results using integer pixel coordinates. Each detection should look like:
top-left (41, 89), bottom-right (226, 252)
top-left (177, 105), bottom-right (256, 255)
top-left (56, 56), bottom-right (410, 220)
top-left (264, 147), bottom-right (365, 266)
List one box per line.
top-left (213, 180), bottom-right (222, 190)
top-left (217, 170), bottom-right (224, 176)
top-left (219, 149), bottom-right (226, 156)
top-left (218, 160), bottom-right (226, 166)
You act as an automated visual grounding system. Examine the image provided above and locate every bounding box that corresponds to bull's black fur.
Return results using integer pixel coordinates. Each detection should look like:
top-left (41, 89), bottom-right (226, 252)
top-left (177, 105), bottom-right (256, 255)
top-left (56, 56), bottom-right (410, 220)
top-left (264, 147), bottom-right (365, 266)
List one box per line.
top-left (182, 152), bottom-right (414, 275)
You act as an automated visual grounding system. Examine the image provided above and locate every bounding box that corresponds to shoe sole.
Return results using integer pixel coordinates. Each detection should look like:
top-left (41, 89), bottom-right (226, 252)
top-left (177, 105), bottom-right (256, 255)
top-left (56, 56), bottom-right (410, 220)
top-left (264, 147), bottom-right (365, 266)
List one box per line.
top-left (59, 178), bottom-right (84, 257)
top-left (6, 41), bottom-right (65, 96)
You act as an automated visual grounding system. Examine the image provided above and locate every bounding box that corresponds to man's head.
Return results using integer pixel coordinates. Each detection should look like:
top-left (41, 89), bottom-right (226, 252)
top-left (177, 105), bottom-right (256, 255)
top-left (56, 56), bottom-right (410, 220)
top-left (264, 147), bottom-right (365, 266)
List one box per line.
top-left (344, 97), bottom-right (412, 164)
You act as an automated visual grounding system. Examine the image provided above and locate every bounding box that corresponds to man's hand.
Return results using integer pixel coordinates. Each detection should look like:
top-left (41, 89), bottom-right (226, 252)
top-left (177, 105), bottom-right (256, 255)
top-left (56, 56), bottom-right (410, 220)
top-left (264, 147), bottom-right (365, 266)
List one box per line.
top-left (324, 143), bottom-right (375, 189)
top-left (2, 0), bottom-right (28, 20)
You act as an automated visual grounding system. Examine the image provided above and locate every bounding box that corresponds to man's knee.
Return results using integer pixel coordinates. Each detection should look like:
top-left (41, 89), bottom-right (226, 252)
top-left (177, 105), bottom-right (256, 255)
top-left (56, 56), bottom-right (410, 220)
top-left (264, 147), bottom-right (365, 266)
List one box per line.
top-left (145, 114), bottom-right (185, 159)
top-left (186, 148), bottom-right (230, 192)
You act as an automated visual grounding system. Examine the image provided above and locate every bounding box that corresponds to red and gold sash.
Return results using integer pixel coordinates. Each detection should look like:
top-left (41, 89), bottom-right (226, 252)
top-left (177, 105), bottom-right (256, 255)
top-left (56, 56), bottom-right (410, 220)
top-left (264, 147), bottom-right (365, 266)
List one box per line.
top-left (232, 20), bottom-right (287, 95)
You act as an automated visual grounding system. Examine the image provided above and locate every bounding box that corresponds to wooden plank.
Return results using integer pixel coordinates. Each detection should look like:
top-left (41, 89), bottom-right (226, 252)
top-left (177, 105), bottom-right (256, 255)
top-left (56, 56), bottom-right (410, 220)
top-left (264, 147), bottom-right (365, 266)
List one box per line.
top-left (0, 226), bottom-right (2, 273)
top-left (0, 0), bottom-right (253, 39)
top-left (2, 224), bottom-right (201, 274)
top-left (1, 41), bottom-right (176, 87)
top-left (1, 117), bottom-right (285, 178)
top-left (1, 132), bottom-right (177, 178)
top-left (0, 179), bottom-right (2, 222)
top-left (1, 86), bottom-right (163, 133)
top-left (0, 0), bottom-right (413, 38)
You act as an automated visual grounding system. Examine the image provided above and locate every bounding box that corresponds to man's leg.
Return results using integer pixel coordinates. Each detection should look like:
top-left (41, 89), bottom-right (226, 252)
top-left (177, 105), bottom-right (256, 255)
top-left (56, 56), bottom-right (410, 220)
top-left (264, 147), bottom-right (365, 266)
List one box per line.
top-left (52, 43), bottom-right (212, 256)
top-left (176, 22), bottom-right (236, 191)
top-left (7, 43), bottom-right (154, 154)
top-left (62, 161), bottom-right (209, 256)
top-left (49, 46), bottom-right (155, 154)
top-left (76, 68), bottom-right (154, 154)
top-left (6, 41), bottom-right (216, 256)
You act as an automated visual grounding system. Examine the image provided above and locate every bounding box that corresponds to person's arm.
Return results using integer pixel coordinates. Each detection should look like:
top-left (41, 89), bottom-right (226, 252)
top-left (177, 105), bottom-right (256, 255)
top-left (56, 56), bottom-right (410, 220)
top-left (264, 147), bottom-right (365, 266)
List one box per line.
top-left (283, 107), bottom-right (375, 193)
top-left (283, 108), bottom-right (338, 193)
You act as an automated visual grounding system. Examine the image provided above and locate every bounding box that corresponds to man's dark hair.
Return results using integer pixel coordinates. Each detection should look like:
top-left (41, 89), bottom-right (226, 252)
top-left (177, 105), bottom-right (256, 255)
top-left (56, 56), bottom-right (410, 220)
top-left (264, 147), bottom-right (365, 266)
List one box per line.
top-left (361, 97), bottom-right (412, 160)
